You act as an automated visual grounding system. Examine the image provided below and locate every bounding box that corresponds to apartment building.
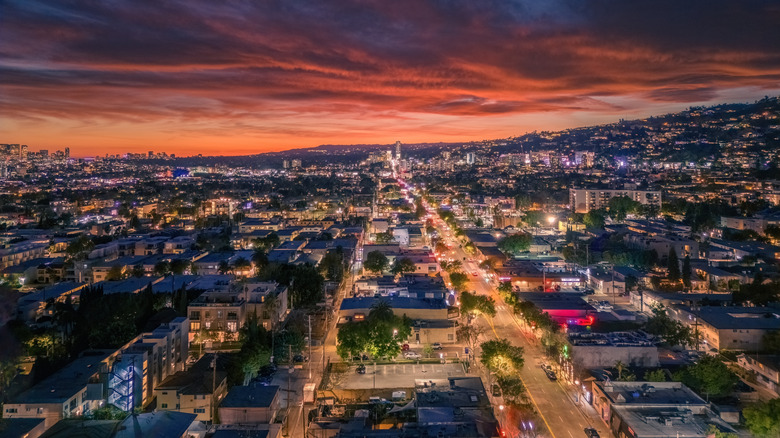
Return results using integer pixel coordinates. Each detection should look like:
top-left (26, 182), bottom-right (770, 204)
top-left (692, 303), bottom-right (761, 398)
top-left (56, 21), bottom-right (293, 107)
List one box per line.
top-left (108, 317), bottom-right (189, 411)
top-left (570, 188), bottom-right (661, 213)
top-left (4, 352), bottom-right (115, 430)
top-left (188, 292), bottom-right (245, 341)
top-left (670, 306), bottom-right (780, 351)
top-left (154, 353), bottom-right (228, 422)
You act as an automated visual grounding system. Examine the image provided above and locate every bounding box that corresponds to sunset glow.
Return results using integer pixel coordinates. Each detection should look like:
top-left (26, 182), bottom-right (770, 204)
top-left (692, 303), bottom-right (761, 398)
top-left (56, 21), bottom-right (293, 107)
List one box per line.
top-left (2, 1), bottom-right (780, 156)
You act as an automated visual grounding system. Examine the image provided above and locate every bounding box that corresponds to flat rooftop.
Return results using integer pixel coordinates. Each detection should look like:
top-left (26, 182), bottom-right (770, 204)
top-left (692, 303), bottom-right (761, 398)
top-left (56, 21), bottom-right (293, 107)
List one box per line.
top-left (11, 352), bottom-right (112, 404)
top-left (683, 306), bottom-right (780, 330)
top-left (596, 381), bottom-right (706, 406)
top-left (341, 296), bottom-right (447, 311)
top-left (612, 406), bottom-right (735, 438)
top-left (220, 385), bottom-right (279, 408)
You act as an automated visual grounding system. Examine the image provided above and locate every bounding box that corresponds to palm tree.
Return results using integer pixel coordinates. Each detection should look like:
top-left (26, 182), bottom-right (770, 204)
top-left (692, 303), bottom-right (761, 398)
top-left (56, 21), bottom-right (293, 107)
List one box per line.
top-left (614, 360), bottom-right (626, 380)
top-left (218, 260), bottom-right (231, 275)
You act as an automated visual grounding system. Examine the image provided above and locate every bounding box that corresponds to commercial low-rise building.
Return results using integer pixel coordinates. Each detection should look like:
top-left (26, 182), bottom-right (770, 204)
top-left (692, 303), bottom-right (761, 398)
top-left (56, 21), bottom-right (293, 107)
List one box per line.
top-left (591, 381), bottom-right (735, 438)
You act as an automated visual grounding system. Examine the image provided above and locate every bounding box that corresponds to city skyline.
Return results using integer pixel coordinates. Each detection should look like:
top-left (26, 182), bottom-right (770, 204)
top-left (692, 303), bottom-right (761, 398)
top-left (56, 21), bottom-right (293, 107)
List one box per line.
top-left (2, 1), bottom-right (780, 156)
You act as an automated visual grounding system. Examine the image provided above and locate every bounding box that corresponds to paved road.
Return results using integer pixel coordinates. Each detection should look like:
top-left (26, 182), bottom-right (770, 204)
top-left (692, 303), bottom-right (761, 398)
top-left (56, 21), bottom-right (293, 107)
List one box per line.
top-left (417, 195), bottom-right (611, 438)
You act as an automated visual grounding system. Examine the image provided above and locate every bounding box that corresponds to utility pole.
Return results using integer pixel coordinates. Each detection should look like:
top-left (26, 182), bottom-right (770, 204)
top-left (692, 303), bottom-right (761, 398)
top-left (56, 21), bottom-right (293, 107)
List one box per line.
top-left (308, 314), bottom-right (312, 379)
top-left (286, 344), bottom-right (292, 436)
top-left (211, 353), bottom-right (217, 423)
top-left (611, 265), bottom-right (616, 303)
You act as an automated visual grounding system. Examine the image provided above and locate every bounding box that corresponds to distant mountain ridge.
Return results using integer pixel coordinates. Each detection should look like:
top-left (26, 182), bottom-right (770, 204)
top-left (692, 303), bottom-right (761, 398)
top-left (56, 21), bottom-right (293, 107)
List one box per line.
top-left (148, 96), bottom-right (780, 167)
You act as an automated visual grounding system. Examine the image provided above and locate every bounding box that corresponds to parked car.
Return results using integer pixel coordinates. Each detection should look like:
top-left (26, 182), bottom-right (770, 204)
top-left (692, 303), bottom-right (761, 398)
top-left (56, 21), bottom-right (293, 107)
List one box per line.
top-left (546, 370), bottom-right (557, 381)
top-left (353, 354), bottom-right (369, 361)
top-left (491, 383), bottom-right (502, 397)
top-left (584, 427), bottom-right (600, 438)
top-left (404, 351), bottom-right (421, 359)
top-left (293, 354), bottom-right (309, 363)
top-left (432, 343), bottom-right (443, 350)
top-left (258, 364), bottom-right (277, 377)
top-left (256, 375), bottom-right (273, 386)
top-left (356, 364), bottom-right (366, 374)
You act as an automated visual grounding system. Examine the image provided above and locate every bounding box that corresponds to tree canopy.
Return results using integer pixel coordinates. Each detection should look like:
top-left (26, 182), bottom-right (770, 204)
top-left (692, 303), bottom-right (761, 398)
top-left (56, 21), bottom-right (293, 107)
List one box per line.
top-left (743, 398), bottom-right (780, 438)
top-left (497, 233), bottom-right (532, 255)
top-left (391, 257), bottom-right (417, 275)
top-left (480, 338), bottom-right (524, 374)
top-left (644, 306), bottom-right (694, 348)
top-left (459, 291), bottom-right (496, 321)
top-left (448, 272), bottom-right (470, 292)
top-left (364, 250), bottom-right (389, 274)
top-left (672, 355), bottom-right (738, 400)
top-left (336, 301), bottom-right (412, 360)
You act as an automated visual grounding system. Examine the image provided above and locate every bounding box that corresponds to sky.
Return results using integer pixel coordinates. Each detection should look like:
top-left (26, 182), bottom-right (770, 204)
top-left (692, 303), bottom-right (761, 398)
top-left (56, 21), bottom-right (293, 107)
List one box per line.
top-left (2, 0), bottom-right (780, 157)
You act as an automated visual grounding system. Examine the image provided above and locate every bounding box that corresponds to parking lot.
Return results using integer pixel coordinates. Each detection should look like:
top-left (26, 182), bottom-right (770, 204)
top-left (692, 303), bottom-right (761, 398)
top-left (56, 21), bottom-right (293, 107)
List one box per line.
top-left (341, 363), bottom-right (467, 389)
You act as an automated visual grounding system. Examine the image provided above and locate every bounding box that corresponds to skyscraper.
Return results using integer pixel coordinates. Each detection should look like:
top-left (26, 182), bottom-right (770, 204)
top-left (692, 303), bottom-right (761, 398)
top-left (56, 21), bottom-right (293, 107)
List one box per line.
top-left (395, 141), bottom-right (401, 160)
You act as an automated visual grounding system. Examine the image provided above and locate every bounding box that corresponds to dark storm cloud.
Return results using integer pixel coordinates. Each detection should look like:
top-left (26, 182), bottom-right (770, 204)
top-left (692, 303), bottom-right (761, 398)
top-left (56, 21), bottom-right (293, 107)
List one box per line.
top-left (1, 0), bottom-right (779, 153)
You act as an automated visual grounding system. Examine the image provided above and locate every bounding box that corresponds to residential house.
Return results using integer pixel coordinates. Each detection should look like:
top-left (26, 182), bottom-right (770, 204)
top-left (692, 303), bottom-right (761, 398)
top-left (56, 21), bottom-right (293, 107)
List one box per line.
top-left (218, 385), bottom-right (281, 426)
top-left (154, 354), bottom-right (228, 422)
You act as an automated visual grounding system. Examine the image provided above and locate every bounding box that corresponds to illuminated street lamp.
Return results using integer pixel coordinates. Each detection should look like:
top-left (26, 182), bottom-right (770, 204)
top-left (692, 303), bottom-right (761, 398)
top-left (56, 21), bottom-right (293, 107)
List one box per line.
top-left (547, 215), bottom-right (556, 226)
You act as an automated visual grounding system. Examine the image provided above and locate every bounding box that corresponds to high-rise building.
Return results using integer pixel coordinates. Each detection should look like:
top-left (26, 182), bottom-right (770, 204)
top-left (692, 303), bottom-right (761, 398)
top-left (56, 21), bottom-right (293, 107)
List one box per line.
top-left (148, 151), bottom-right (154, 158)
top-left (64, 147), bottom-right (70, 158)
top-left (395, 141), bottom-right (402, 160)
top-left (466, 152), bottom-right (475, 165)
top-left (20, 144), bottom-right (28, 159)
top-left (550, 153), bottom-right (561, 169)
top-left (291, 159), bottom-right (302, 168)
top-left (282, 160), bottom-right (290, 169)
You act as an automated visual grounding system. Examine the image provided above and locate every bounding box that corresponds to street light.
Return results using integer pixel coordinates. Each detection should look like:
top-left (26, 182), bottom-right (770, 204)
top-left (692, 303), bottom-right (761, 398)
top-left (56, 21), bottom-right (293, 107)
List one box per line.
top-left (547, 215), bottom-right (556, 226)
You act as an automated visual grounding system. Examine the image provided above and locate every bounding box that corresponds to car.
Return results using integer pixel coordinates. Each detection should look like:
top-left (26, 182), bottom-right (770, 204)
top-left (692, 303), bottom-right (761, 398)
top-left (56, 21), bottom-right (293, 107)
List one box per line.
top-left (472, 271), bottom-right (478, 277)
top-left (293, 354), bottom-right (309, 363)
top-left (546, 370), bottom-right (557, 381)
top-left (404, 351), bottom-right (421, 359)
top-left (256, 375), bottom-right (273, 386)
top-left (258, 364), bottom-right (277, 377)
top-left (432, 343), bottom-right (443, 350)
top-left (402, 343), bottom-right (410, 351)
top-left (540, 363), bottom-right (549, 371)
top-left (353, 354), bottom-right (369, 361)
top-left (356, 364), bottom-right (366, 374)
top-left (491, 383), bottom-right (502, 397)
top-left (584, 427), bottom-right (600, 438)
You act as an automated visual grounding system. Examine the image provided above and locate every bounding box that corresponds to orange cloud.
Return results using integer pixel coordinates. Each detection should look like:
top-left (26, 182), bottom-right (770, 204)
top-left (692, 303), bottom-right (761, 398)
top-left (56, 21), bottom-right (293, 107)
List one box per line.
top-left (1, 1), bottom-right (780, 156)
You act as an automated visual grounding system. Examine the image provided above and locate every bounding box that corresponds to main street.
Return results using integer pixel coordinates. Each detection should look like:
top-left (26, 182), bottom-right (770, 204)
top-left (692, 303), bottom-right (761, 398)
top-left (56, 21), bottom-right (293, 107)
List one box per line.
top-left (416, 190), bottom-right (610, 438)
